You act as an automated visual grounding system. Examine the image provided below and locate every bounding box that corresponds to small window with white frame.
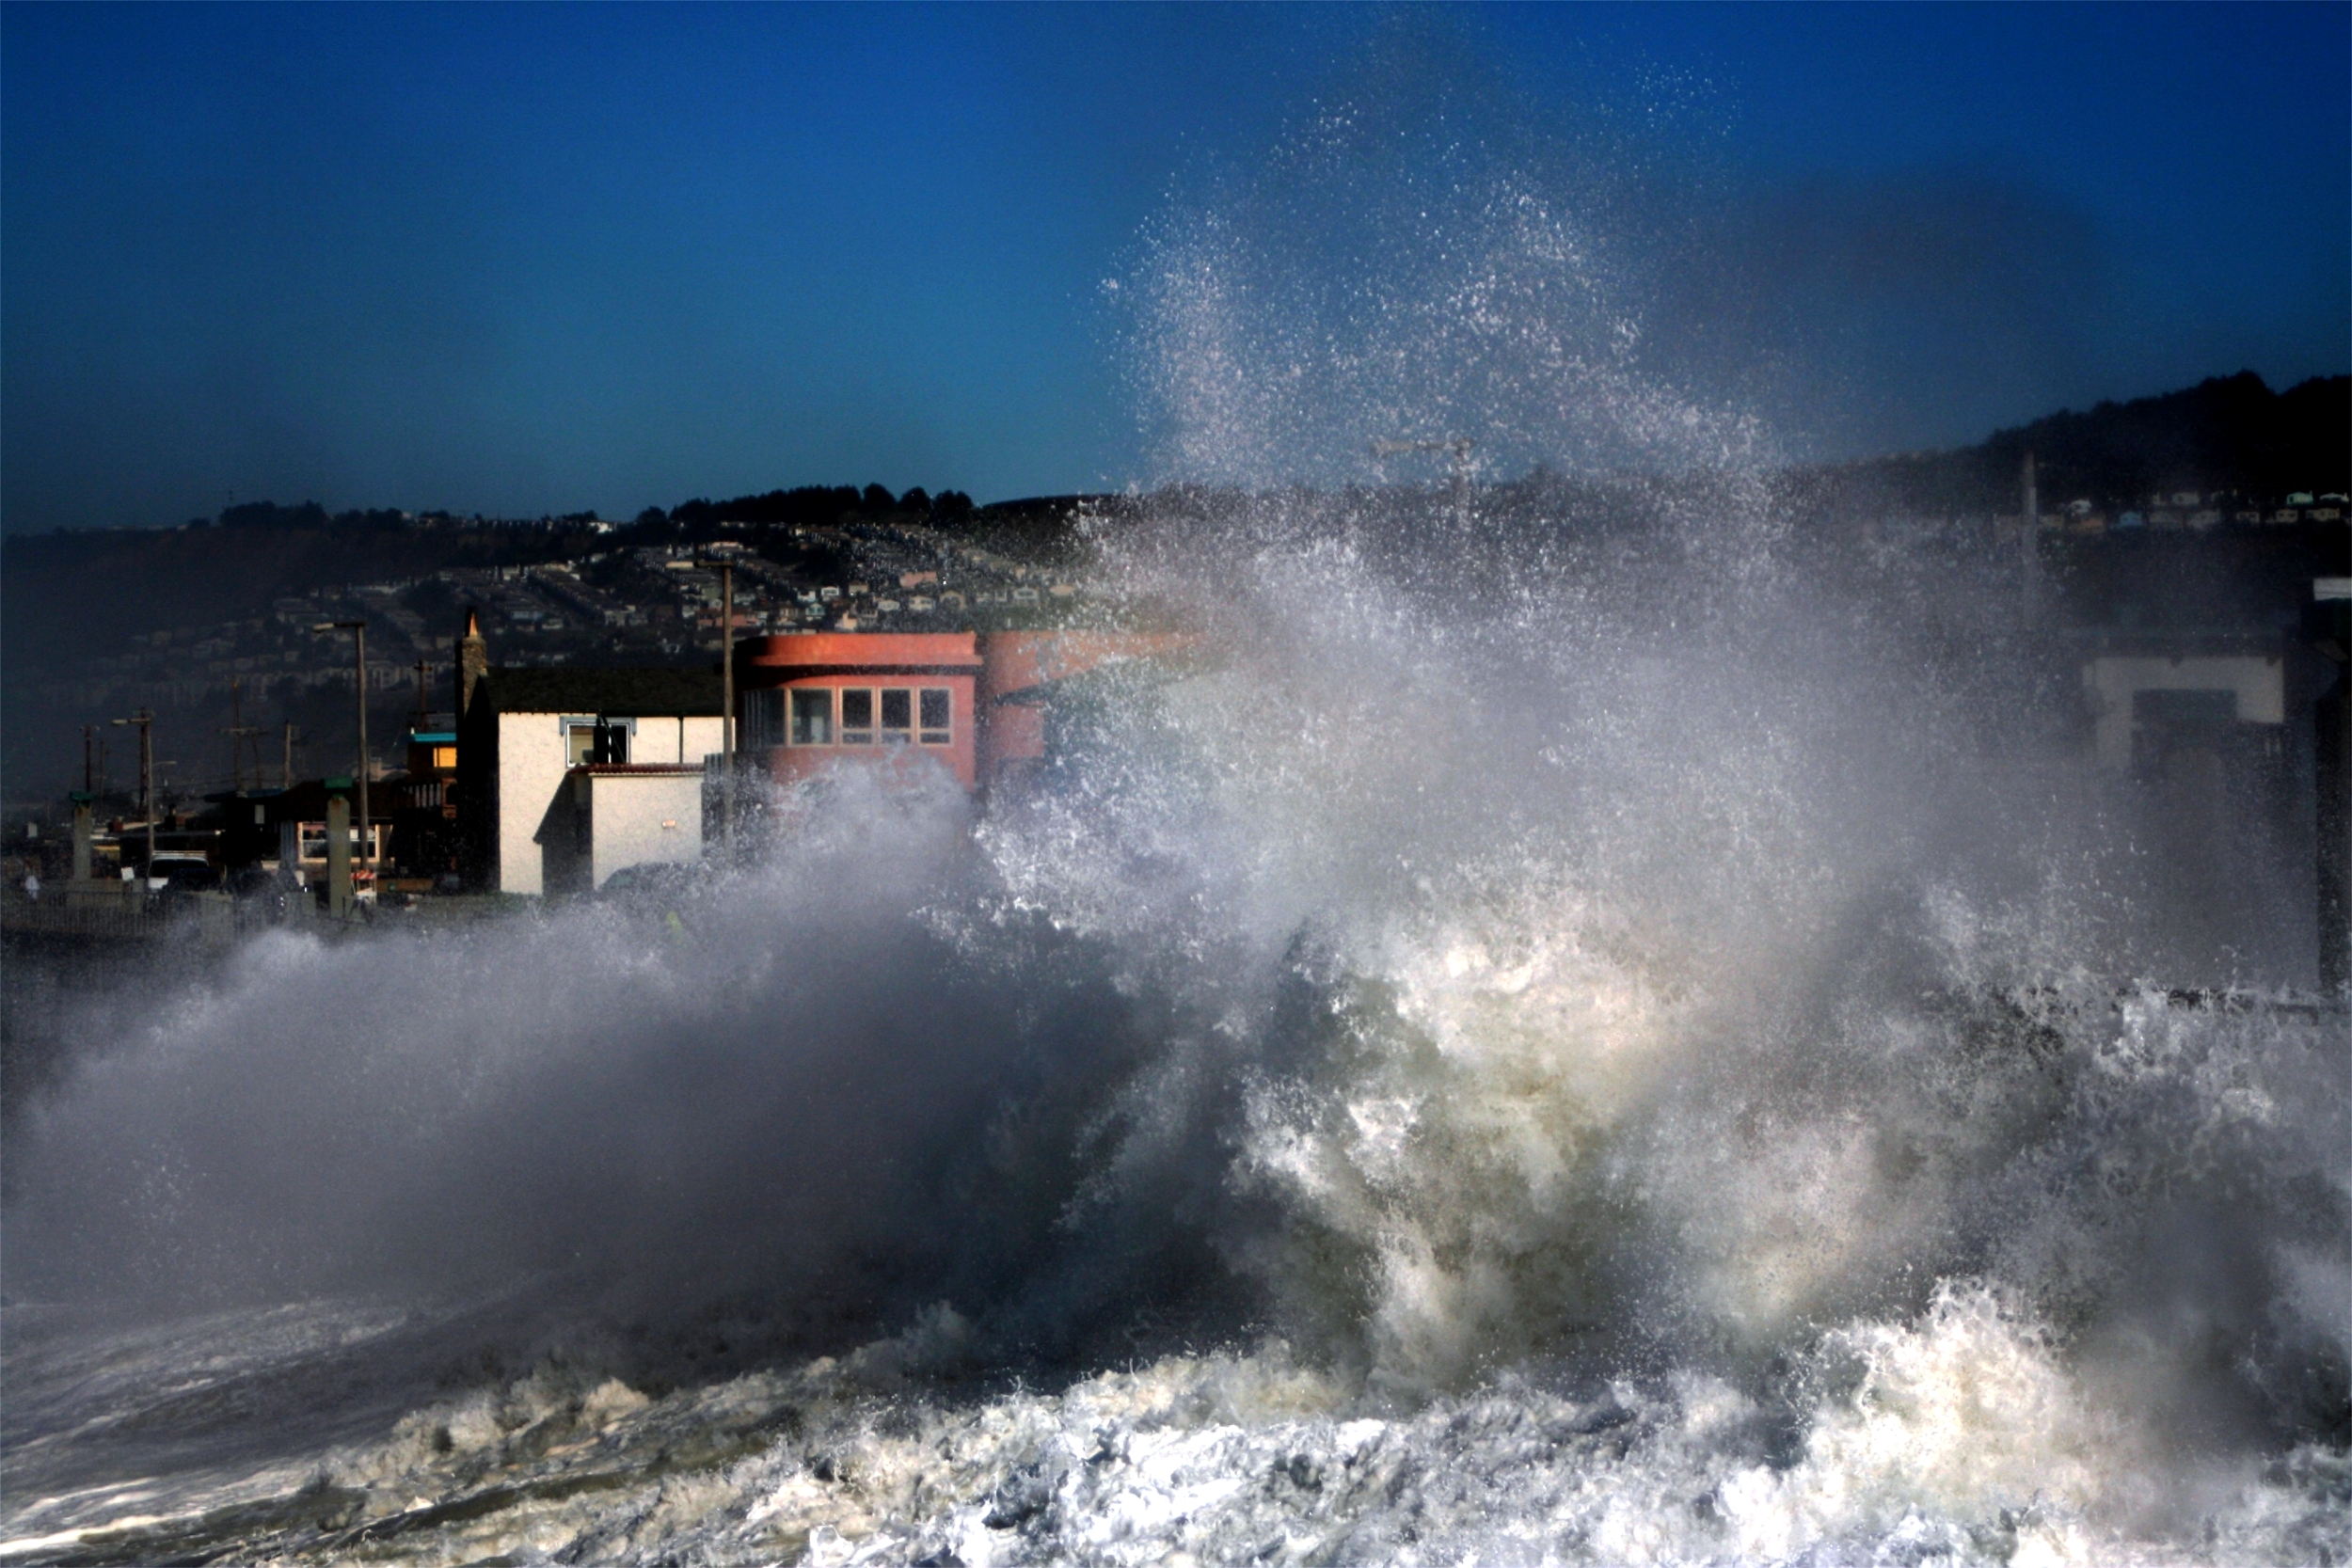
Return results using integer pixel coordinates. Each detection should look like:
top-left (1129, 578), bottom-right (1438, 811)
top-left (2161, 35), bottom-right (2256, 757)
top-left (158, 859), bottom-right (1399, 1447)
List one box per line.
top-left (919, 688), bottom-right (950, 745)
top-left (564, 718), bottom-right (628, 767)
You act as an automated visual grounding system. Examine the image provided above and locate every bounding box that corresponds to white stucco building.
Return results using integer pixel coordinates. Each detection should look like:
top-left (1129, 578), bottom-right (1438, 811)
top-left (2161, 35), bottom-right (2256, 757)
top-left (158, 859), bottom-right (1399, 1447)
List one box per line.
top-left (459, 664), bottom-right (725, 895)
top-left (2082, 651), bottom-right (2284, 770)
top-left (535, 764), bottom-right (707, 895)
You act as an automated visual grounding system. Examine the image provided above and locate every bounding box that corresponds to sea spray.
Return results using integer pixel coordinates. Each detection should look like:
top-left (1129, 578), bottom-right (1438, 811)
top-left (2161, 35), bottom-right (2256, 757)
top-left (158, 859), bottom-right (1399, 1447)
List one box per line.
top-left (6, 55), bottom-right (2345, 1568)
top-left (8, 511), bottom-right (2345, 1568)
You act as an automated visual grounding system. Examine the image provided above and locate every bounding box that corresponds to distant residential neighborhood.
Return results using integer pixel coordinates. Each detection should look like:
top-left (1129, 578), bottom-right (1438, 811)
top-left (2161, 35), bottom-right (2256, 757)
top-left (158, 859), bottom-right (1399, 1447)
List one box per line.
top-left (1, 372), bottom-right (2345, 974)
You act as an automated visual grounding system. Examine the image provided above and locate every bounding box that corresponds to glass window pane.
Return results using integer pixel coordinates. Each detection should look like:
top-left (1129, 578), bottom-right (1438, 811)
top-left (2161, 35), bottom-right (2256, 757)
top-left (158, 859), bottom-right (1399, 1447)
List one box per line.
top-left (748, 689), bottom-right (783, 749)
top-left (840, 688), bottom-right (874, 743)
top-left (881, 689), bottom-right (913, 741)
top-left (789, 689), bottom-right (832, 745)
top-left (920, 689), bottom-right (950, 731)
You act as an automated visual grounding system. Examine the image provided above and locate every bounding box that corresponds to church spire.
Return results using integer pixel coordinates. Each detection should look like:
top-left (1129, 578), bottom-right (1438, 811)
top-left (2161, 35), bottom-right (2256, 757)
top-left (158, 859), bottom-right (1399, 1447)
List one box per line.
top-left (456, 608), bottom-right (488, 721)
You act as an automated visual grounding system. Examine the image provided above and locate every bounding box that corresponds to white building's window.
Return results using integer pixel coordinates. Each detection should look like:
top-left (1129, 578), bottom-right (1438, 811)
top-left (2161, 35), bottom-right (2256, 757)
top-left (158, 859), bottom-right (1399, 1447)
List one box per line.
top-left (840, 689), bottom-right (875, 744)
top-left (790, 689), bottom-right (833, 746)
top-left (881, 688), bottom-right (914, 743)
top-left (565, 720), bottom-right (627, 767)
top-left (920, 688), bottom-right (951, 745)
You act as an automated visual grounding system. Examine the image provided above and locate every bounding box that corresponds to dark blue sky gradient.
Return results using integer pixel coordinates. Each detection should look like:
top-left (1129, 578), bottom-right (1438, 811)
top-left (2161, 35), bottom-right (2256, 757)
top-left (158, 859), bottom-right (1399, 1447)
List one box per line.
top-left (4, 3), bottom-right (2344, 530)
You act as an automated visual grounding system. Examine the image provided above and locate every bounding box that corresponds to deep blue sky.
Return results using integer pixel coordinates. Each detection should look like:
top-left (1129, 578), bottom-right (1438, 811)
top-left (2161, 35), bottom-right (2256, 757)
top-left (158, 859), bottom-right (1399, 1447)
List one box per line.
top-left (4, 3), bottom-right (2344, 531)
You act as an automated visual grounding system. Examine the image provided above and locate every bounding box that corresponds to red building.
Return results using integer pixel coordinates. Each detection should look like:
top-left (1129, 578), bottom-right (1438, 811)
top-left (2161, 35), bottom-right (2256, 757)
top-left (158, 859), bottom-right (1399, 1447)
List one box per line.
top-left (736, 630), bottom-right (1196, 793)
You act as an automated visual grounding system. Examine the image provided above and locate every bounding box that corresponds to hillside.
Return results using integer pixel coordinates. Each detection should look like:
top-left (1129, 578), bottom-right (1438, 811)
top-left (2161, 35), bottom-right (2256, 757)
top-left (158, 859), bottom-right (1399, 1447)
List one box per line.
top-left (4, 374), bottom-right (2345, 805)
top-left (1794, 372), bottom-right (2349, 518)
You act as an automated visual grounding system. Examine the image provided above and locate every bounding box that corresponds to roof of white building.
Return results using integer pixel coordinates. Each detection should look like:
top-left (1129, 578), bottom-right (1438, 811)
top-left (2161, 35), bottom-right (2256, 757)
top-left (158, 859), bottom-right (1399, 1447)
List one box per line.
top-left (479, 666), bottom-right (723, 717)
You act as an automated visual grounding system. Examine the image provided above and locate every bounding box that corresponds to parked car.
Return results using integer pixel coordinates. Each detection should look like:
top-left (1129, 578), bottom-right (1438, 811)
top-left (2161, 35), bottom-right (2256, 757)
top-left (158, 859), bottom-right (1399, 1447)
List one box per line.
top-left (145, 853), bottom-right (220, 893)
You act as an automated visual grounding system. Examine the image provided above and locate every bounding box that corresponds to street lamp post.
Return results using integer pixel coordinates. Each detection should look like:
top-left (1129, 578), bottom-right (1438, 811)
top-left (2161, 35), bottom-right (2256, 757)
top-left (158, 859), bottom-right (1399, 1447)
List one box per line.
top-left (314, 621), bottom-right (371, 871)
top-left (109, 708), bottom-right (154, 879)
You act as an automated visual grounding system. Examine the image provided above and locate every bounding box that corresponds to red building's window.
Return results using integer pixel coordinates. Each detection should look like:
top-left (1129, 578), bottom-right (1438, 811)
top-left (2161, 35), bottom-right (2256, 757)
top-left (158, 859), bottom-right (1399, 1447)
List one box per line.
top-left (840, 689), bottom-right (875, 744)
top-left (880, 688), bottom-right (914, 743)
top-left (773, 684), bottom-right (952, 750)
top-left (789, 689), bottom-right (832, 746)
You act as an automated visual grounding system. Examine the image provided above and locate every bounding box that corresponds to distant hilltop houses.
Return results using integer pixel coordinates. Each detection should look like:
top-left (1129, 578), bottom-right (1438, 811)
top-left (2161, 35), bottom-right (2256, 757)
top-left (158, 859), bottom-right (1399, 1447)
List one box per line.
top-left (0, 486), bottom-right (1205, 920)
top-left (2011, 488), bottom-right (2348, 537)
top-left (1, 366), bottom-right (2344, 958)
top-left (1, 600), bottom-right (1195, 929)
top-left (11, 499), bottom-right (1105, 721)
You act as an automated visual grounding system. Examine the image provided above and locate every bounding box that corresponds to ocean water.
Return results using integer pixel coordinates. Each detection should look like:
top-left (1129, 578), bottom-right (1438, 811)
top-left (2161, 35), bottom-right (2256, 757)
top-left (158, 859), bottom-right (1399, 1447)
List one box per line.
top-left (5, 504), bottom-right (2343, 1564)
top-left (6, 67), bottom-right (2346, 1566)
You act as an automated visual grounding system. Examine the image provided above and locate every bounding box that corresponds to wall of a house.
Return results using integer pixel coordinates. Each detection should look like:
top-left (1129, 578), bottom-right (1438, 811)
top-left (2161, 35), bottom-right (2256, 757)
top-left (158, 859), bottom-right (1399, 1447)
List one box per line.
top-left (496, 712), bottom-right (726, 894)
top-left (496, 711), bottom-right (569, 895)
top-left (2084, 654), bottom-right (2285, 768)
top-left (583, 770), bottom-right (704, 890)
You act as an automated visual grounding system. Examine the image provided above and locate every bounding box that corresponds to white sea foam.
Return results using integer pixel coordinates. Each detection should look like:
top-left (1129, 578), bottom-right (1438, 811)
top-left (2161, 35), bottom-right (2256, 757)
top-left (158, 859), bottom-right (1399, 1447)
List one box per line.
top-left (6, 42), bottom-right (2344, 1568)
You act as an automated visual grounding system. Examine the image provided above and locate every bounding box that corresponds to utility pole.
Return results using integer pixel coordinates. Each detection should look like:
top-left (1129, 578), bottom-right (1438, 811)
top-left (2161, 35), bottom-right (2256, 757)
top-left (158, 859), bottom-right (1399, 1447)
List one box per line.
top-left (315, 621), bottom-right (371, 872)
top-left (2313, 580), bottom-right (2350, 990)
top-left (110, 708), bottom-right (155, 879)
top-left (722, 559), bottom-right (735, 858)
top-left (696, 556), bottom-right (739, 857)
top-left (223, 677), bottom-right (263, 795)
top-left (283, 721), bottom-right (297, 790)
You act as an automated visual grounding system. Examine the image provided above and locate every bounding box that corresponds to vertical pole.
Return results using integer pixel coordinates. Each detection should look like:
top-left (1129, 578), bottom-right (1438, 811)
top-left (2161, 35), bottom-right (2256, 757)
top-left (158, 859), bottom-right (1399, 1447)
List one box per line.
top-left (721, 562), bottom-right (736, 858)
top-left (284, 721), bottom-right (295, 789)
top-left (2021, 451), bottom-right (2042, 624)
top-left (140, 714), bottom-right (154, 879)
top-left (327, 791), bottom-right (352, 920)
top-left (2319, 657), bottom-right (2350, 991)
top-left (72, 796), bottom-right (92, 883)
top-left (228, 677), bottom-right (245, 795)
top-left (355, 625), bottom-right (371, 874)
